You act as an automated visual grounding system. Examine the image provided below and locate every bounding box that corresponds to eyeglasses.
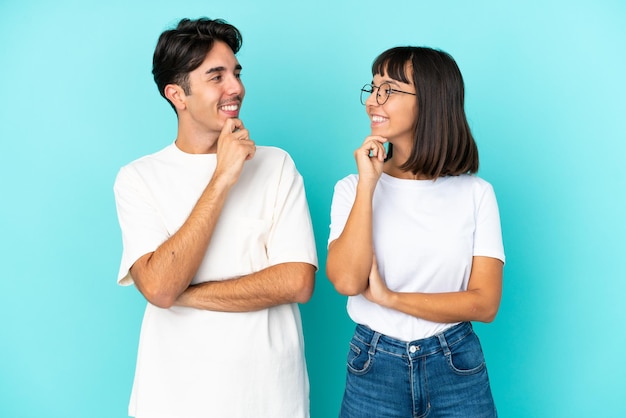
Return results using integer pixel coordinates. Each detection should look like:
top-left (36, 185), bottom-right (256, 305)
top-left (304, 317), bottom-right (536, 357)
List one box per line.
top-left (360, 83), bottom-right (417, 105)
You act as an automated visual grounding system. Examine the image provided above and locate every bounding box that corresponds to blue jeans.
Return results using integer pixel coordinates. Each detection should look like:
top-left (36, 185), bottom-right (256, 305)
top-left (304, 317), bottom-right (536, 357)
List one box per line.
top-left (339, 322), bottom-right (497, 418)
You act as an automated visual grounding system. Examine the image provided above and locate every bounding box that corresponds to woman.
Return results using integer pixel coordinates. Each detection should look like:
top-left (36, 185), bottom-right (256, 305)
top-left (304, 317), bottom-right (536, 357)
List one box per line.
top-left (326, 46), bottom-right (505, 417)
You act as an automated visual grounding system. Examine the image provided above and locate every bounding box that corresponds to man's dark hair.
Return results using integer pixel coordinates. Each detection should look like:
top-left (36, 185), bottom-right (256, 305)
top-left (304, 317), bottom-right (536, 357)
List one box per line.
top-left (152, 18), bottom-right (242, 110)
top-left (373, 46), bottom-right (479, 178)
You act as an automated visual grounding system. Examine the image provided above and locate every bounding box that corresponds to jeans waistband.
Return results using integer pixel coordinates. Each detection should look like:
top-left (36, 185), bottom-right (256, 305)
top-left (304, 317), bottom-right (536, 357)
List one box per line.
top-left (353, 322), bottom-right (474, 358)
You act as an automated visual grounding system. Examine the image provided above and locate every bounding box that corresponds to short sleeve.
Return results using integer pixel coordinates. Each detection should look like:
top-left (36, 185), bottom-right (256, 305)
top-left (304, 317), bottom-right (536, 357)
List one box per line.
top-left (113, 165), bottom-right (169, 285)
top-left (328, 175), bottom-right (358, 247)
top-left (265, 155), bottom-right (318, 269)
top-left (473, 183), bottom-right (506, 264)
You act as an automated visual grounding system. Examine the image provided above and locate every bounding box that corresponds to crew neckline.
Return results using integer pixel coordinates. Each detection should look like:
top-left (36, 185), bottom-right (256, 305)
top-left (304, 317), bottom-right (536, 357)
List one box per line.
top-left (167, 142), bottom-right (217, 160)
top-left (379, 172), bottom-right (452, 189)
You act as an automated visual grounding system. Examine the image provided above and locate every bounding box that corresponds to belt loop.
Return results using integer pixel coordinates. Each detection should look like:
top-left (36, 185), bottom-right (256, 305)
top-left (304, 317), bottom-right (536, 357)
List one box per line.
top-left (437, 331), bottom-right (451, 357)
top-left (369, 331), bottom-right (382, 356)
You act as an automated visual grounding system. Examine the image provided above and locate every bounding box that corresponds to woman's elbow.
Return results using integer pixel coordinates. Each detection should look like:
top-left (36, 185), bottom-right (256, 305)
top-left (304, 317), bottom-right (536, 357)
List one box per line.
top-left (475, 302), bottom-right (500, 323)
top-left (479, 311), bottom-right (497, 323)
top-left (327, 272), bottom-right (366, 296)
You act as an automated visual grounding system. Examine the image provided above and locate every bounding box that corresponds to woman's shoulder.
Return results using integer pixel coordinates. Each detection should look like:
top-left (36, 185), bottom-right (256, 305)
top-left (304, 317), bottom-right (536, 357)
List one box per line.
top-left (332, 173), bottom-right (359, 194)
top-left (442, 175), bottom-right (498, 202)
top-left (450, 174), bottom-right (494, 189)
top-left (335, 174), bottom-right (359, 187)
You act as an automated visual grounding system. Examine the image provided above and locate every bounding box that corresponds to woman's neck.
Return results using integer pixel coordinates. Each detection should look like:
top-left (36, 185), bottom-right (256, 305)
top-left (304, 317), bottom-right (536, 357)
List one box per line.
top-left (384, 159), bottom-right (431, 180)
top-left (383, 143), bottom-right (432, 180)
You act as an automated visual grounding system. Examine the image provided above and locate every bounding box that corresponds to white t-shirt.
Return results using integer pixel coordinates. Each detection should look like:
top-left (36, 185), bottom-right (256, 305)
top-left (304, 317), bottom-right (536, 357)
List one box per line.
top-left (328, 173), bottom-right (505, 342)
top-left (114, 143), bottom-right (318, 418)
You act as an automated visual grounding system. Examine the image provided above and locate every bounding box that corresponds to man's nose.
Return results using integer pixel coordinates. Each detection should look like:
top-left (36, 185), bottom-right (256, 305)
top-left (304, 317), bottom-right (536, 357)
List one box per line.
top-left (225, 75), bottom-right (243, 95)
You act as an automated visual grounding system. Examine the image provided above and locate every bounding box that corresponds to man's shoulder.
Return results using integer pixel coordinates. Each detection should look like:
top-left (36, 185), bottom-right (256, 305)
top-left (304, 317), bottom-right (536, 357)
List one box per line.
top-left (253, 146), bottom-right (296, 167)
top-left (114, 143), bottom-right (176, 189)
top-left (247, 146), bottom-right (302, 180)
top-left (255, 145), bottom-right (289, 159)
top-left (121, 143), bottom-right (175, 170)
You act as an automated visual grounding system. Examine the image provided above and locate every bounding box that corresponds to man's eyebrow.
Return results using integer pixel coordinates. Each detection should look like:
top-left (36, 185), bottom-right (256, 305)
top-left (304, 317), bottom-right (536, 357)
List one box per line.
top-left (205, 64), bottom-right (243, 75)
top-left (205, 66), bottom-right (225, 75)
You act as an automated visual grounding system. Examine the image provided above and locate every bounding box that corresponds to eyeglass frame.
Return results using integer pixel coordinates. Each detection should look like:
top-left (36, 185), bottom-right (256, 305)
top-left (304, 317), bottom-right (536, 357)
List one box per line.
top-left (360, 82), bottom-right (417, 105)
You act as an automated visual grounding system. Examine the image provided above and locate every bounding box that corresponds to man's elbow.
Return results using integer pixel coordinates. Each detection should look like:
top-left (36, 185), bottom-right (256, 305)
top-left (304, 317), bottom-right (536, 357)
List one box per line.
top-left (145, 291), bottom-right (176, 309)
top-left (293, 265), bottom-right (316, 304)
top-left (138, 284), bottom-right (179, 309)
top-left (132, 267), bottom-right (184, 309)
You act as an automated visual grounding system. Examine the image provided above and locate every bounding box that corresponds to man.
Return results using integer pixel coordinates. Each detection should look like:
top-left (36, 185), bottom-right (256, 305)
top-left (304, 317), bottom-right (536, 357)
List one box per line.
top-left (114, 18), bottom-right (318, 418)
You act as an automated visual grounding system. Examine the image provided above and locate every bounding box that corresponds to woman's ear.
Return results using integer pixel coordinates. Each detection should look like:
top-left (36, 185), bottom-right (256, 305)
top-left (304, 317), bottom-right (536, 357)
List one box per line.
top-left (164, 84), bottom-right (187, 111)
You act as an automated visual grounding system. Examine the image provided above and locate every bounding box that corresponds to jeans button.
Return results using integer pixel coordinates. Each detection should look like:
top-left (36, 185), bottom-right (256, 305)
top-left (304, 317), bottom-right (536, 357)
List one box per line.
top-left (409, 345), bottom-right (419, 354)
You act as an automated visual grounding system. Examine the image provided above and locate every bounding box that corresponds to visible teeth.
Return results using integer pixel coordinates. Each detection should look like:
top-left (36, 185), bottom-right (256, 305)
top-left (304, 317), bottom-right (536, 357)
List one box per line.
top-left (372, 115), bottom-right (387, 123)
top-left (221, 104), bottom-right (238, 111)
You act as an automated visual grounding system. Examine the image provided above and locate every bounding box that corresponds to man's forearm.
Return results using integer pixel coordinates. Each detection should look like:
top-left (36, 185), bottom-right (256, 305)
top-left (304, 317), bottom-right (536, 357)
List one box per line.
top-left (174, 262), bottom-right (316, 312)
top-left (131, 176), bottom-right (233, 308)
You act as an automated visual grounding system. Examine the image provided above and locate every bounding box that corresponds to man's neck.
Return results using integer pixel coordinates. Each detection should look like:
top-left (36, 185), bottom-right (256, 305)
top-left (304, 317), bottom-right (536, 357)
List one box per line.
top-left (174, 127), bottom-right (219, 154)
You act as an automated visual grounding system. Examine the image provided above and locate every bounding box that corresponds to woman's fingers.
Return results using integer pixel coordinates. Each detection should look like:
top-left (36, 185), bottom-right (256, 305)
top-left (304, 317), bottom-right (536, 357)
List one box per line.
top-left (359, 136), bottom-right (388, 161)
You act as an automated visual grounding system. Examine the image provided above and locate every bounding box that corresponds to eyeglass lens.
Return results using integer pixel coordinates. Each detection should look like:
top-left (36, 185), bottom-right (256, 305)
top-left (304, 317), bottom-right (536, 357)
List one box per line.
top-left (360, 83), bottom-right (391, 105)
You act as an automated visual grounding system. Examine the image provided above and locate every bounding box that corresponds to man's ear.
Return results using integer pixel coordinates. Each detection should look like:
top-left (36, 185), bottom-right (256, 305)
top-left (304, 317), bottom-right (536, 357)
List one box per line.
top-left (164, 84), bottom-right (187, 111)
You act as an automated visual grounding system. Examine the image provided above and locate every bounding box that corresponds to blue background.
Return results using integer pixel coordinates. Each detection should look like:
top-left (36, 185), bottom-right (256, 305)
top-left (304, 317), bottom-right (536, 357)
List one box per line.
top-left (1, 0), bottom-right (625, 417)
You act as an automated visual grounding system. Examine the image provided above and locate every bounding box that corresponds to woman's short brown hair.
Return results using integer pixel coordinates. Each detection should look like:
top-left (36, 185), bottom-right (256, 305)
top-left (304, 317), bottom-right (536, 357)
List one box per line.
top-left (373, 47), bottom-right (479, 178)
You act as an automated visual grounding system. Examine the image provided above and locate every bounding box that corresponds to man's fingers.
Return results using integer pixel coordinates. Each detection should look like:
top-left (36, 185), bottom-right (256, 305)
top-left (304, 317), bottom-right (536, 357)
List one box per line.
top-left (235, 129), bottom-right (250, 141)
top-left (245, 142), bottom-right (256, 160)
top-left (221, 118), bottom-right (244, 135)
